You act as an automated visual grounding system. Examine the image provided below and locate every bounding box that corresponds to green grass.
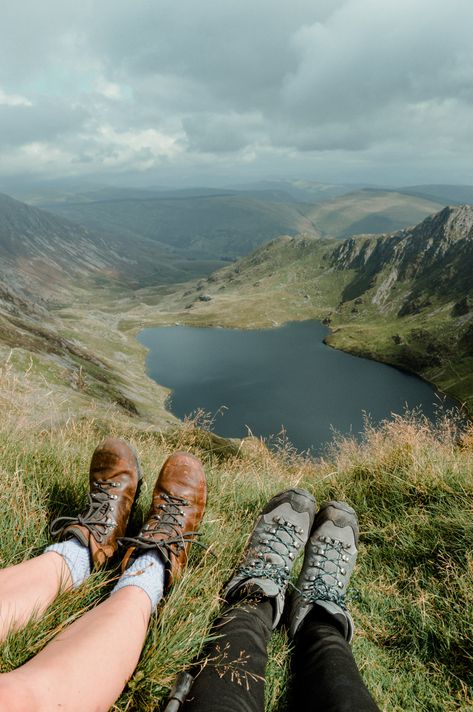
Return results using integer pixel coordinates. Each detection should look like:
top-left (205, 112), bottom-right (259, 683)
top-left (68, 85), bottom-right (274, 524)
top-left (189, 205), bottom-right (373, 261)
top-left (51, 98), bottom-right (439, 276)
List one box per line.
top-left (0, 364), bottom-right (471, 711)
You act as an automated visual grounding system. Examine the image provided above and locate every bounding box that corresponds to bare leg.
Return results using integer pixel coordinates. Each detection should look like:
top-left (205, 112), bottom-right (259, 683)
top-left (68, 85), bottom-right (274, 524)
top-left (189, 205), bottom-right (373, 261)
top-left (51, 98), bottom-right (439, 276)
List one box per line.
top-left (0, 552), bottom-right (72, 642)
top-left (0, 586), bottom-right (151, 712)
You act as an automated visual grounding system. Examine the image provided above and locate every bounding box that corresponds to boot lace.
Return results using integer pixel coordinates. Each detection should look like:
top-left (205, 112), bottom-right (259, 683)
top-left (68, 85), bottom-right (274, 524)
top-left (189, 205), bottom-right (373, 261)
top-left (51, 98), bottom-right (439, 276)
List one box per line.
top-left (119, 493), bottom-right (206, 564)
top-left (236, 515), bottom-right (305, 590)
top-left (296, 534), bottom-right (352, 608)
top-left (50, 479), bottom-right (120, 544)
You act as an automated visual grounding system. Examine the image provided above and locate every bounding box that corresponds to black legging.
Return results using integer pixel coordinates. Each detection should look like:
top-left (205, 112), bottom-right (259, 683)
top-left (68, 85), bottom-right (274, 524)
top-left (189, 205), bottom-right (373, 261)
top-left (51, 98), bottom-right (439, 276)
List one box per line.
top-left (182, 599), bottom-right (380, 712)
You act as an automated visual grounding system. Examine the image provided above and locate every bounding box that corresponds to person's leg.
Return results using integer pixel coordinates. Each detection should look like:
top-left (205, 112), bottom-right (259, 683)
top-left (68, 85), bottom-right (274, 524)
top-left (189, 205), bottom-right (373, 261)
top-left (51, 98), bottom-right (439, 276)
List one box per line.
top-left (289, 501), bottom-right (380, 712)
top-left (292, 605), bottom-right (379, 712)
top-left (0, 585), bottom-right (153, 712)
top-left (0, 450), bottom-right (207, 712)
top-left (183, 597), bottom-right (273, 712)
top-left (180, 488), bottom-right (317, 712)
top-left (0, 552), bottom-right (73, 642)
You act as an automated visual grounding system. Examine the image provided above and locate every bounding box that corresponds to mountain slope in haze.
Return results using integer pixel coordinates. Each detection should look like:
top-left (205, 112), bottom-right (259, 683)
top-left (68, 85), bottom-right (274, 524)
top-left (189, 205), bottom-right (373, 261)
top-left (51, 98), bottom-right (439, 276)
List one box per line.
top-left (54, 186), bottom-right (299, 205)
top-left (0, 193), bottom-right (225, 298)
top-left (227, 179), bottom-right (371, 203)
top-left (38, 186), bottom-right (445, 262)
top-left (18, 179), bottom-right (363, 207)
top-left (0, 192), bottom-right (149, 412)
top-left (398, 184), bottom-right (473, 206)
top-left (0, 192), bottom-right (122, 298)
top-left (39, 194), bottom-right (320, 259)
top-left (162, 205), bottom-right (473, 412)
top-left (301, 189), bottom-right (444, 238)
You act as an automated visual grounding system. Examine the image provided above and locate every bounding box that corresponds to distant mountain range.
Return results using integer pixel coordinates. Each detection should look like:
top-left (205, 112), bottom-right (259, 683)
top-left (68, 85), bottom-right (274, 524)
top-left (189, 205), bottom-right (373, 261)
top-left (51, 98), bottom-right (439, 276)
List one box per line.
top-left (31, 184), bottom-right (449, 261)
top-left (12, 178), bottom-right (473, 207)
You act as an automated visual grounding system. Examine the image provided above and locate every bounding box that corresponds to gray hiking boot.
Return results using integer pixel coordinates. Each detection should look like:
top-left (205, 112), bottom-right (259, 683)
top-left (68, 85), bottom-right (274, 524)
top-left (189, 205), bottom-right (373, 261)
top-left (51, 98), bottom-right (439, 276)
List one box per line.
top-left (289, 501), bottom-right (359, 642)
top-left (223, 488), bottom-right (316, 628)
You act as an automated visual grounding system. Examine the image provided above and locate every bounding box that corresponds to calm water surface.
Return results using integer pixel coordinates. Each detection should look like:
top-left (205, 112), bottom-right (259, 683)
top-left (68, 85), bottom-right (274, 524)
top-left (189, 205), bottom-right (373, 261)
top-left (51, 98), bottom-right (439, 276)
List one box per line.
top-left (138, 320), bottom-right (454, 453)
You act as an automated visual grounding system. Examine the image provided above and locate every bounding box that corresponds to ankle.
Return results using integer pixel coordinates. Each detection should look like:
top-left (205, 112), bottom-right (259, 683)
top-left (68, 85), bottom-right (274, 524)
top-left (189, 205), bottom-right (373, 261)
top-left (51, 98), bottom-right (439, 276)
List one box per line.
top-left (113, 550), bottom-right (165, 611)
top-left (44, 539), bottom-right (92, 589)
top-left (303, 601), bottom-right (353, 641)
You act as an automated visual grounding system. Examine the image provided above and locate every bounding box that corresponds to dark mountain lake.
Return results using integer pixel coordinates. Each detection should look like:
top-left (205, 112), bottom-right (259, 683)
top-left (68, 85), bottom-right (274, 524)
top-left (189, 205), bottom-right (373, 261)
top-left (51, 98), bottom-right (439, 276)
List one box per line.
top-left (138, 320), bottom-right (456, 454)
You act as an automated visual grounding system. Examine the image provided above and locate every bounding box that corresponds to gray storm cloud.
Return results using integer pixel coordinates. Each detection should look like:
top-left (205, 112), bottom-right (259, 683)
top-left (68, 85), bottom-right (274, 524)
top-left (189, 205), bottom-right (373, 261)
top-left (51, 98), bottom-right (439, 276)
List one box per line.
top-left (0, 0), bottom-right (472, 183)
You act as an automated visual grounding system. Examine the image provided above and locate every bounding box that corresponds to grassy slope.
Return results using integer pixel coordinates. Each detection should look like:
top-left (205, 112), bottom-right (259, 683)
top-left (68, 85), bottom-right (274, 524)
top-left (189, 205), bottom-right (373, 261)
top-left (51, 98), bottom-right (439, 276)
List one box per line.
top-left (0, 278), bottom-right (178, 435)
top-left (0, 362), bottom-right (471, 711)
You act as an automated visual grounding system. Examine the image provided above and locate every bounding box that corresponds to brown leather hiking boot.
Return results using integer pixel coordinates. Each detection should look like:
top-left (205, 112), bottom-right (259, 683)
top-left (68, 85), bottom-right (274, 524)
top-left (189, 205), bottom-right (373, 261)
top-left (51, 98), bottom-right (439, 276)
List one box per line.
top-left (50, 437), bottom-right (142, 568)
top-left (120, 451), bottom-right (207, 586)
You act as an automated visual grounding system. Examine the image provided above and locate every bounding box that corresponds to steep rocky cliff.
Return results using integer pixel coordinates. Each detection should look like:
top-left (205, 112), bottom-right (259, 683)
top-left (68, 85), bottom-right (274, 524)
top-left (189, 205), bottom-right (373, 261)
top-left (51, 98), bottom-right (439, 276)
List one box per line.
top-left (332, 205), bottom-right (473, 307)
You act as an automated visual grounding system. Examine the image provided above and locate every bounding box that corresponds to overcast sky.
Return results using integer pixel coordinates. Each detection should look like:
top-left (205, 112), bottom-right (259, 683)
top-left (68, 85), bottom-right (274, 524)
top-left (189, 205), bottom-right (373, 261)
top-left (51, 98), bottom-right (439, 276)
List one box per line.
top-left (1, 0), bottom-right (473, 188)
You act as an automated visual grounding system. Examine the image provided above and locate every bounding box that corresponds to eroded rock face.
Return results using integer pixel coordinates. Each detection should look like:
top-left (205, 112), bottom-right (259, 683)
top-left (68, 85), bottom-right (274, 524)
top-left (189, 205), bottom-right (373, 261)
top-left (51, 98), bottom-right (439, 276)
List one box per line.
top-left (331, 205), bottom-right (473, 307)
top-left (372, 269), bottom-right (398, 305)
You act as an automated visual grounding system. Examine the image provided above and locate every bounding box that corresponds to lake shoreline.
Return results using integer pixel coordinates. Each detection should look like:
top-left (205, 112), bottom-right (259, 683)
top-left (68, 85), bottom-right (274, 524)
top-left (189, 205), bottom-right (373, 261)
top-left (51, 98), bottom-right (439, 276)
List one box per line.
top-left (137, 319), bottom-right (458, 454)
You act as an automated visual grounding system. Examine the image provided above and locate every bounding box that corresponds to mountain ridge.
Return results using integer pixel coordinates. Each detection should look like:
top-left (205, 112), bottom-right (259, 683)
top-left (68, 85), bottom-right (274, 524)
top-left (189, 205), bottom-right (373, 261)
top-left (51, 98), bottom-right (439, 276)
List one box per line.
top-left (35, 186), bottom-right (444, 260)
top-left (333, 205), bottom-right (473, 304)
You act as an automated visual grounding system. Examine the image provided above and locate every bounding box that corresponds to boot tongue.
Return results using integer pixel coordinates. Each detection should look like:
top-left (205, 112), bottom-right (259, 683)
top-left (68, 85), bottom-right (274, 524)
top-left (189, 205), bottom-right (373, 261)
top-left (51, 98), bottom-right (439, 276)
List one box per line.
top-left (244, 577), bottom-right (279, 598)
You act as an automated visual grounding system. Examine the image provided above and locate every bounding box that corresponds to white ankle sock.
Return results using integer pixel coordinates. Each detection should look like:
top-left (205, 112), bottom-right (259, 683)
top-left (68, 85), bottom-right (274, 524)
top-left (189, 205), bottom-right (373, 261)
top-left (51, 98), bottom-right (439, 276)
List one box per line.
top-left (113, 551), bottom-right (165, 610)
top-left (45, 538), bottom-right (92, 588)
